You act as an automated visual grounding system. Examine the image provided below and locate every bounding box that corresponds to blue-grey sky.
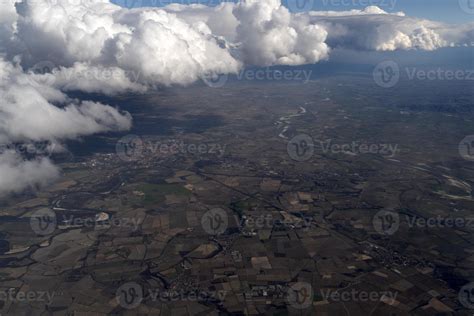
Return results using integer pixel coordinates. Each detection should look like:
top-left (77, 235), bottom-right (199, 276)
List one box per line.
top-left (112, 0), bottom-right (474, 24)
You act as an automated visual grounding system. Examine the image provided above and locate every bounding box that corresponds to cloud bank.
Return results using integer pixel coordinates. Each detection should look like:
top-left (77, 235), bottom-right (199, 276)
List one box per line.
top-left (0, 0), bottom-right (473, 195)
top-left (0, 57), bottom-right (132, 195)
top-left (0, 151), bottom-right (60, 196)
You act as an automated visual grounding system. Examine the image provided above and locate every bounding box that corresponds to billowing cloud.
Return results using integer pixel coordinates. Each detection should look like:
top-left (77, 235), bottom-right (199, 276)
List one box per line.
top-left (12, 0), bottom-right (241, 86)
top-left (164, 1), bottom-right (330, 66)
top-left (0, 57), bottom-right (132, 196)
top-left (167, 3), bottom-right (473, 60)
top-left (305, 6), bottom-right (473, 52)
top-left (312, 13), bottom-right (446, 51)
top-left (37, 62), bottom-right (147, 95)
top-left (306, 5), bottom-right (405, 17)
top-left (0, 151), bottom-right (60, 196)
top-left (232, 0), bottom-right (329, 66)
top-left (0, 58), bottom-right (132, 143)
top-left (4, 1), bottom-right (474, 81)
top-left (160, 3), bottom-right (239, 44)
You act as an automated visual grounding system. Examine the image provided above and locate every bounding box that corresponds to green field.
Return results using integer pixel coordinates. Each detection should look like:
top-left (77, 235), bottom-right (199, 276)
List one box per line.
top-left (131, 183), bottom-right (191, 206)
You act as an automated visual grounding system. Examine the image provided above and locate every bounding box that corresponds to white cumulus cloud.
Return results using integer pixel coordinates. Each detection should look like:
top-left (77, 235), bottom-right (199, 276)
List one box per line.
top-left (0, 151), bottom-right (60, 196)
top-left (0, 57), bottom-right (132, 196)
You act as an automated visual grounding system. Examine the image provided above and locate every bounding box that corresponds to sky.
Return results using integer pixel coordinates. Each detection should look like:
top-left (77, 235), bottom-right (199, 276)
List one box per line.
top-left (111, 0), bottom-right (474, 23)
top-left (380, 0), bottom-right (474, 23)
